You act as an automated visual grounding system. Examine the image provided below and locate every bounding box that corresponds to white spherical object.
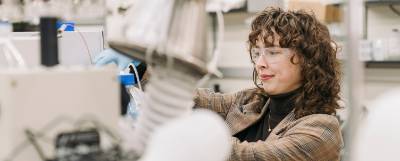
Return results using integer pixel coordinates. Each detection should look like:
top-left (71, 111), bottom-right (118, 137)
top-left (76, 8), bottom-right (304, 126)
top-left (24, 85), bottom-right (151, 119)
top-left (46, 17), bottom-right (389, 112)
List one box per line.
top-left (139, 109), bottom-right (232, 161)
top-left (352, 87), bottom-right (400, 161)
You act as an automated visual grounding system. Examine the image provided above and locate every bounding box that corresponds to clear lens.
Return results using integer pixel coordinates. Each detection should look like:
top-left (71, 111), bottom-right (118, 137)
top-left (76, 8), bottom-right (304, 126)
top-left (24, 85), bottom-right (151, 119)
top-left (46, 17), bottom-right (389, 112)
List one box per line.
top-left (251, 47), bottom-right (291, 63)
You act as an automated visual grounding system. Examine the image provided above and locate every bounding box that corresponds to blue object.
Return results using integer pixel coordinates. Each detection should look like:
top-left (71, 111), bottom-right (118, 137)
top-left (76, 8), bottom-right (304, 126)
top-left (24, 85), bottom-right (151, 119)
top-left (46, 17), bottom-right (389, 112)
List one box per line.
top-left (94, 49), bottom-right (141, 70)
top-left (119, 73), bottom-right (137, 85)
top-left (95, 49), bottom-right (143, 120)
top-left (131, 59), bottom-right (141, 67)
top-left (56, 21), bottom-right (75, 31)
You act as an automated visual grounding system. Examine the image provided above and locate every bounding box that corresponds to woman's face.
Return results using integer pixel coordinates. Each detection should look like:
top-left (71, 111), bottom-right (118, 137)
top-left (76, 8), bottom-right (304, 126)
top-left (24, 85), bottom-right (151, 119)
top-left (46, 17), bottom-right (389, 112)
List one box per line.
top-left (253, 37), bottom-right (302, 95)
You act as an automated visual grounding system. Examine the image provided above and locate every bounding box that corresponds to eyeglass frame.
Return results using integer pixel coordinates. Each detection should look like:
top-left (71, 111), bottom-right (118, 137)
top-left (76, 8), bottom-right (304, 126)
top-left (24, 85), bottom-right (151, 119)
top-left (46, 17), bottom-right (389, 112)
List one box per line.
top-left (250, 47), bottom-right (293, 64)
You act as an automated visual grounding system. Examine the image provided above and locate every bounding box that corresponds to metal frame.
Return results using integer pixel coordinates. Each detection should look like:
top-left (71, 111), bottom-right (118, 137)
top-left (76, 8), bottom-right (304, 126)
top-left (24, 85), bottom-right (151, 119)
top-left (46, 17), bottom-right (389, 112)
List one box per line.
top-left (343, 0), bottom-right (365, 160)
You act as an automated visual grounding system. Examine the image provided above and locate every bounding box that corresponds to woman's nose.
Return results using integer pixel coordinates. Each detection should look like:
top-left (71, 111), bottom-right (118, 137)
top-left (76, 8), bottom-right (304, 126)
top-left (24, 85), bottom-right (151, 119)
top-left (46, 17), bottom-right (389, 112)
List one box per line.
top-left (255, 55), bottom-right (268, 69)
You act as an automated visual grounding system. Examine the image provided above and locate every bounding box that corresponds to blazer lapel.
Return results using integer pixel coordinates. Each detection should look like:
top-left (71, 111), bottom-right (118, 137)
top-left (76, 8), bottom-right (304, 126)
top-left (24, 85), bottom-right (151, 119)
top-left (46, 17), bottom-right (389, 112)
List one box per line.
top-left (266, 109), bottom-right (296, 141)
top-left (228, 99), bottom-right (270, 135)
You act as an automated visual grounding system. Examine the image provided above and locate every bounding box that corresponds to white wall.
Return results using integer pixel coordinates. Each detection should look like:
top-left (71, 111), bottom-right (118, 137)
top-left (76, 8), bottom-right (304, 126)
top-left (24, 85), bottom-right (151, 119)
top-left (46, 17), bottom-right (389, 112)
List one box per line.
top-left (364, 4), bottom-right (400, 102)
top-left (364, 68), bottom-right (400, 101)
top-left (367, 5), bottom-right (400, 40)
top-left (217, 12), bottom-right (253, 69)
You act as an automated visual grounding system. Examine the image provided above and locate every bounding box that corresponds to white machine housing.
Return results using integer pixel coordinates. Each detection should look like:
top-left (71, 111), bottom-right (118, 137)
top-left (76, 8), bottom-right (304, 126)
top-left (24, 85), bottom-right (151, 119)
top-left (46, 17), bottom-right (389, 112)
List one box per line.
top-left (0, 30), bottom-right (104, 68)
top-left (0, 67), bottom-right (120, 161)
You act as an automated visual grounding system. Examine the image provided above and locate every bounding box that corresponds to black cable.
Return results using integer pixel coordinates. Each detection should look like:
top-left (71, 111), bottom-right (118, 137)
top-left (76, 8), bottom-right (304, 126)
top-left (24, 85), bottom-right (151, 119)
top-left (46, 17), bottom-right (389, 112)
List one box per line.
top-left (389, 4), bottom-right (400, 16)
top-left (129, 62), bottom-right (147, 83)
top-left (121, 83), bottom-right (130, 115)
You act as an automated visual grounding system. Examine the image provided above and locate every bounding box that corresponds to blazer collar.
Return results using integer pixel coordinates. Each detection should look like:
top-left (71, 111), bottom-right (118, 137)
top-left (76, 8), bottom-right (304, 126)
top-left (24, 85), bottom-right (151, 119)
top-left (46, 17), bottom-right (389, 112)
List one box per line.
top-left (270, 110), bottom-right (296, 136)
top-left (259, 98), bottom-right (296, 135)
top-left (229, 95), bottom-right (297, 136)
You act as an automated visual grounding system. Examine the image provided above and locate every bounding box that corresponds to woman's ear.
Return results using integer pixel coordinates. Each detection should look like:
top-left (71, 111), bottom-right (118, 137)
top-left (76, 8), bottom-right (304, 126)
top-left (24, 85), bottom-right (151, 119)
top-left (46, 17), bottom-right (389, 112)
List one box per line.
top-left (290, 50), bottom-right (302, 65)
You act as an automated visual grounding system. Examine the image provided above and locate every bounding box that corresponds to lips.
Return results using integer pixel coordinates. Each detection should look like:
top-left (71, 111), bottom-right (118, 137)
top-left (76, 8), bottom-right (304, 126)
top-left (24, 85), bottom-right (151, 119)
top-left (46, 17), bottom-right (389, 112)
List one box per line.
top-left (259, 74), bottom-right (274, 81)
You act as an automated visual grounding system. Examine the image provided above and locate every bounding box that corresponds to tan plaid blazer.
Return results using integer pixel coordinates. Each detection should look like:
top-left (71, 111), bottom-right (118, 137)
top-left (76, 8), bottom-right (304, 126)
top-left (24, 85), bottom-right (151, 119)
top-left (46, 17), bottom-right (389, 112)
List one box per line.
top-left (194, 88), bottom-right (343, 161)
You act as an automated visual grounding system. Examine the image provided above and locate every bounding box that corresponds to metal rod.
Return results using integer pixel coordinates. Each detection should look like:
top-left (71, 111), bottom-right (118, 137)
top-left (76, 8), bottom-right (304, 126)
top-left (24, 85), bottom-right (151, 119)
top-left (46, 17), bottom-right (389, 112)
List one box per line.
top-left (343, 0), bottom-right (365, 160)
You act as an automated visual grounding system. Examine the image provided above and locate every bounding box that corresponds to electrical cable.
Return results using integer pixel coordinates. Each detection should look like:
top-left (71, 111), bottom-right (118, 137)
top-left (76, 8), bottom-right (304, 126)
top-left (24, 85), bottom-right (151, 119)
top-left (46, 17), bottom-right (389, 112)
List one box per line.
top-left (197, 8), bottom-right (225, 87)
top-left (5, 39), bottom-right (26, 67)
top-left (24, 129), bottom-right (48, 161)
top-left (58, 24), bottom-right (93, 64)
top-left (130, 63), bottom-right (143, 91)
top-left (0, 38), bottom-right (27, 68)
top-left (1, 42), bottom-right (15, 66)
top-left (75, 26), bottom-right (93, 64)
top-left (389, 4), bottom-right (400, 16)
top-left (213, 9), bottom-right (224, 67)
top-left (3, 116), bottom-right (76, 161)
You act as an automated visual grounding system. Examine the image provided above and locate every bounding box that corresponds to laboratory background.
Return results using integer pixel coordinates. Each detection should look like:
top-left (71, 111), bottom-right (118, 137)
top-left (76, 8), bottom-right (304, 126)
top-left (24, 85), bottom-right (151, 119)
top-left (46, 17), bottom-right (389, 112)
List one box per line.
top-left (0, 0), bottom-right (399, 161)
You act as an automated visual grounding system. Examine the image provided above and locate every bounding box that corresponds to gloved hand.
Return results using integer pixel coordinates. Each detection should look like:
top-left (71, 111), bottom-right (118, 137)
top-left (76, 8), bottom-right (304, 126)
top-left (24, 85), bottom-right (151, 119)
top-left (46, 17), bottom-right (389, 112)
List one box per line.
top-left (94, 49), bottom-right (134, 70)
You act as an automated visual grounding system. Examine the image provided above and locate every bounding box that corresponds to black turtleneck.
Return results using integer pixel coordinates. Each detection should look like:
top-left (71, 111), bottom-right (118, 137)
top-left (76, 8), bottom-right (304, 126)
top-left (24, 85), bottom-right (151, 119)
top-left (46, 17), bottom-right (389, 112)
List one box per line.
top-left (234, 88), bottom-right (300, 142)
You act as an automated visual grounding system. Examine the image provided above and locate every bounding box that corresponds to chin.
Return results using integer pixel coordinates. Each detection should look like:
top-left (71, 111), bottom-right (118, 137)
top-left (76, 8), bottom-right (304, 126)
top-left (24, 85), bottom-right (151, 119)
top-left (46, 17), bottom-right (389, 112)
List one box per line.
top-left (262, 86), bottom-right (276, 95)
top-left (265, 91), bottom-right (278, 95)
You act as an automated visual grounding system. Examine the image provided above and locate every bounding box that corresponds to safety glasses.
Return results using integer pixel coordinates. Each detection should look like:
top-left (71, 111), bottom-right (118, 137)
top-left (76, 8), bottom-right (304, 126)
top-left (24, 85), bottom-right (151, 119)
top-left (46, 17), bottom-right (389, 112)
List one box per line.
top-left (250, 47), bottom-right (292, 64)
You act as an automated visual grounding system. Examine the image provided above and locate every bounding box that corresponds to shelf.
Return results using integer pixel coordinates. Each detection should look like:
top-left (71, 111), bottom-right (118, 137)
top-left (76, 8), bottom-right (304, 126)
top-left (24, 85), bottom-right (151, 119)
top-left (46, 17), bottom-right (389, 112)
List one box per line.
top-left (324, 0), bottom-right (400, 6)
top-left (365, 0), bottom-right (400, 6)
top-left (363, 0), bottom-right (400, 38)
top-left (365, 61), bottom-right (400, 68)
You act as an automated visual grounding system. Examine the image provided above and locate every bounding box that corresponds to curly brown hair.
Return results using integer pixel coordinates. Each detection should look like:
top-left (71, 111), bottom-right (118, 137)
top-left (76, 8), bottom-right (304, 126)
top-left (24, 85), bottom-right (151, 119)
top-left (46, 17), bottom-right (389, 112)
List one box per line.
top-left (249, 7), bottom-right (341, 119)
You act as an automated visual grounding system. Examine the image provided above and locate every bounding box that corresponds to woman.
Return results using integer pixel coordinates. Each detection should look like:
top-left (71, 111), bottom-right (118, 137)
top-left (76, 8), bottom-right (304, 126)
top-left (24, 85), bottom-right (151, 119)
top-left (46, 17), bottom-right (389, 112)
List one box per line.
top-left (195, 7), bottom-right (343, 161)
